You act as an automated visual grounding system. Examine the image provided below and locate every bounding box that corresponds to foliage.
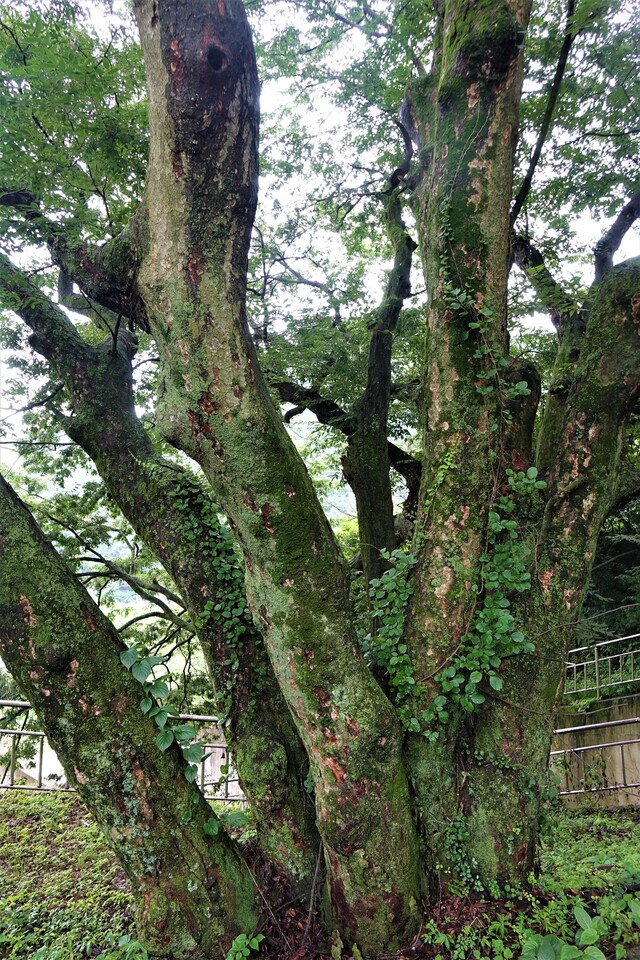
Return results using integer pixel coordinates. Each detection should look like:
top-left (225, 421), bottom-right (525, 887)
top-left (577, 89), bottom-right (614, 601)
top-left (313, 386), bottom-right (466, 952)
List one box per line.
top-left (0, 791), bottom-right (133, 959)
top-left (224, 932), bottom-right (265, 960)
top-left (3, 792), bottom-right (640, 960)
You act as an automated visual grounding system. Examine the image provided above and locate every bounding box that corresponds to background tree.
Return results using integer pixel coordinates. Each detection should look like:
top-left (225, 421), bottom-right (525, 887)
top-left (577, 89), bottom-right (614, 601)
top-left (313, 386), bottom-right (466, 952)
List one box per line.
top-left (0, 0), bottom-right (639, 958)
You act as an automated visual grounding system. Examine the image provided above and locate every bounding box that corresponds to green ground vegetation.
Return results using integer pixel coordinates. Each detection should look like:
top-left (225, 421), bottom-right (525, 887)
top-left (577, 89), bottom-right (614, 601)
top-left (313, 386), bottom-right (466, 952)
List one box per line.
top-left (1, 791), bottom-right (640, 960)
top-left (0, 791), bottom-right (640, 960)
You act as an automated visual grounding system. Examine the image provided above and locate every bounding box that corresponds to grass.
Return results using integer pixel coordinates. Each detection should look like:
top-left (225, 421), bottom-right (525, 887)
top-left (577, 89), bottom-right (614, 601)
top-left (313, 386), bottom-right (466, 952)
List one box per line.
top-left (0, 791), bottom-right (134, 959)
top-left (1, 791), bottom-right (640, 959)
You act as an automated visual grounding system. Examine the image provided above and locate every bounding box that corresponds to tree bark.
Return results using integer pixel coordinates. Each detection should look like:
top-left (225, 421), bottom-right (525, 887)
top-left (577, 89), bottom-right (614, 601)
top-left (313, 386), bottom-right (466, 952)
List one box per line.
top-left (402, 0), bottom-right (534, 884)
top-left (0, 251), bottom-right (319, 893)
top-left (130, 0), bottom-right (422, 950)
top-left (0, 474), bottom-right (259, 959)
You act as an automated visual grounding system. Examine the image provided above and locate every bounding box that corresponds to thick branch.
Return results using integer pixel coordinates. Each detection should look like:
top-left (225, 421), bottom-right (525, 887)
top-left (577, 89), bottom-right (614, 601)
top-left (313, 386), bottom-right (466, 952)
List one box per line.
top-left (0, 473), bottom-right (259, 953)
top-left (271, 377), bottom-right (422, 499)
top-left (594, 187), bottom-right (640, 284)
top-left (511, 234), bottom-right (582, 334)
top-left (0, 188), bottom-right (142, 320)
top-left (1, 256), bottom-right (319, 890)
top-left (344, 186), bottom-right (418, 581)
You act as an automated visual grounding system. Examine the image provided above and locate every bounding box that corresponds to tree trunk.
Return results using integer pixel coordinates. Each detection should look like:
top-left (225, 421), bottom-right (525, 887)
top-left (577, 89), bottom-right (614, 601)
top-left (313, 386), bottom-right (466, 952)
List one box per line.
top-left (130, 0), bottom-right (422, 952)
top-left (402, 0), bottom-right (534, 885)
top-left (343, 188), bottom-right (417, 587)
top-left (0, 475), bottom-right (259, 959)
top-left (461, 258), bottom-right (640, 881)
top-left (0, 250), bottom-right (319, 894)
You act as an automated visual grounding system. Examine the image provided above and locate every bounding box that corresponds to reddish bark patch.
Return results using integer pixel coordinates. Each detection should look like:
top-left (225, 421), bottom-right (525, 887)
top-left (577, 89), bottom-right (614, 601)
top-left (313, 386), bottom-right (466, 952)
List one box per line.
top-left (169, 36), bottom-right (185, 94)
top-left (198, 391), bottom-right (218, 415)
top-left (80, 603), bottom-right (97, 632)
top-left (321, 727), bottom-right (338, 747)
top-left (326, 757), bottom-right (347, 783)
top-left (19, 595), bottom-right (37, 628)
top-left (217, 0), bottom-right (227, 15)
top-left (345, 714), bottom-right (361, 737)
top-left (187, 409), bottom-right (213, 437)
top-left (186, 249), bottom-right (205, 288)
top-left (313, 686), bottom-right (330, 709)
top-left (260, 503), bottom-right (275, 533)
top-left (66, 659), bottom-right (80, 689)
top-left (538, 569), bottom-right (554, 592)
top-left (511, 449), bottom-right (526, 471)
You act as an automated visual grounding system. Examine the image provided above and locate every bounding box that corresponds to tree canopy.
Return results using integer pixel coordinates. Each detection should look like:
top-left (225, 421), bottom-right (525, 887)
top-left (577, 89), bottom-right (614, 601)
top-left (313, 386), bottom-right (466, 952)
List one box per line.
top-left (0, 0), bottom-right (639, 957)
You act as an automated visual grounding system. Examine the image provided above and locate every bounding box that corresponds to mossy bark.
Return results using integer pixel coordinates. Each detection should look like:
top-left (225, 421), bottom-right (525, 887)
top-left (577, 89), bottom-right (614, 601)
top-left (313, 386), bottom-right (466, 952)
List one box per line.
top-left (130, 0), bottom-right (422, 951)
top-left (0, 475), bottom-right (259, 959)
top-left (0, 251), bottom-right (319, 894)
top-left (404, 0), bottom-right (533, 875)
top-left (462, 258), bottom-right (640, 882)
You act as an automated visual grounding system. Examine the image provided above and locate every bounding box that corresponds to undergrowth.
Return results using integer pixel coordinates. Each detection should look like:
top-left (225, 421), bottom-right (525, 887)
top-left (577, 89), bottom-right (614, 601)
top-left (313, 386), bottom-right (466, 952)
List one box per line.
top-left (0, 791), bottom-right (134, 960)
top-left (1, 792), bottom-right (640, 959)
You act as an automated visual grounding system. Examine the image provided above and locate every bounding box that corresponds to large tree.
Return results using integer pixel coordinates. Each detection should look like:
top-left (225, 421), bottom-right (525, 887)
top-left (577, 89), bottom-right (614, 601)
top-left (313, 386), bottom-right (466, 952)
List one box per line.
top-left (0, 0), bottom-right (639, 957)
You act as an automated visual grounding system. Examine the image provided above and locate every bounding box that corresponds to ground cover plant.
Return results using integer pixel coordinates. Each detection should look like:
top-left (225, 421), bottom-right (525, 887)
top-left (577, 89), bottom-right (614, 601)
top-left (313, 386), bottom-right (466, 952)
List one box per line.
top-left (2, 792), bottom-right (640, 960)
top-left (0, 0), bottom-right (639, 956)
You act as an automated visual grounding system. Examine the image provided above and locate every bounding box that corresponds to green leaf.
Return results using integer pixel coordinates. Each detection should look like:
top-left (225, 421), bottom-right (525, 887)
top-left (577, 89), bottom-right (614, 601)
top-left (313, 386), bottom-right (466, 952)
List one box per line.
top-left (577, 927), bottom-right (600, 946)
top-left (203, 817), bottom-right (221, 837)
top-left (537, 935), bottom-right (563, 960)
top-left (182, 743), bottom-right (204, 764)
top-left (574, 905), bottom-right (593, 930)
top-left (132, 659), bottom-right (153, 683)
top-left (155, 729), bottom-right (175, 752)
top-left (184, 763), bottom-right (198, 783)
top-left (149, 679), bottom-right (169, 700)
top-left (558, 946), bottom-right (583, 960)
top-left (581, 948), bottom-right (606, 960)
top-left (120, 647), bottom-right (138, 669)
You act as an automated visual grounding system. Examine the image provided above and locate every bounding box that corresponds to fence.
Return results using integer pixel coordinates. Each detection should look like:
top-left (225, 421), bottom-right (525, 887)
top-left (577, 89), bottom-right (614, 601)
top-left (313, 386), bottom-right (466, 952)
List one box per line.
top-left (551, 716), bottom-right (640, 803)
top-left (565, 633), bottom-right (640, 699)
top-left (4, 695), bottom-right (640, 806)
top-left (0, 701), bottom-right (244, 802)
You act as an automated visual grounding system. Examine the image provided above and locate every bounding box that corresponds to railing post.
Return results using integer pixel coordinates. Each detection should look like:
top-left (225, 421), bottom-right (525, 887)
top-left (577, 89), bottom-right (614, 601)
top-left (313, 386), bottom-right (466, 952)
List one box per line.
top-left (595, 643), bottom-right (601, 698)
top-left (38, 736), bottom-right (44, 789)
top-left (9, 735), bottom-right (16, 786)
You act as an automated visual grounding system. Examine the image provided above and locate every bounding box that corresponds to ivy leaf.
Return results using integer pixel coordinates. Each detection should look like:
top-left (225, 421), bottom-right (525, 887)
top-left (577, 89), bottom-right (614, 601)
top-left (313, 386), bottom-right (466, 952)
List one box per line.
top-left (182, 743), bottom-right (204, 764)
top-left (155, 729), bottom-right (175, 751)
top-left (203, 817), bottom-right (221, 837)
top-left (120, 647), bottom-right (138, 669)
top-left (132, 659), bottom-right (154, 683)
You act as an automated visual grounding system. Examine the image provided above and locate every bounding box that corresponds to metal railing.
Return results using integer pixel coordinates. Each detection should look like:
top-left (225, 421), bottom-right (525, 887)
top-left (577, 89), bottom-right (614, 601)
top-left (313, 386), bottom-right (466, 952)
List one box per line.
top-left (551, 717), bottom-right (640, 798)
top-left (565, 633), bottom-right (640, 698)
top-left (0, 701), bottom-right (244, 801)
